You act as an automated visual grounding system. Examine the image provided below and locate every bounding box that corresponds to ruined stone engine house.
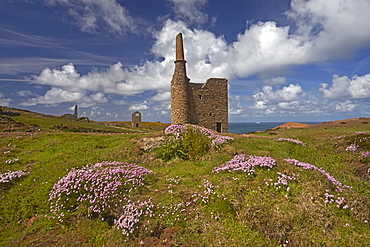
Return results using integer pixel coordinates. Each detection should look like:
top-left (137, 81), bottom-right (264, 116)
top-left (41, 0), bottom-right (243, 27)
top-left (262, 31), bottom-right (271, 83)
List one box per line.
top-left (171, 33), bottom-right (228, 133)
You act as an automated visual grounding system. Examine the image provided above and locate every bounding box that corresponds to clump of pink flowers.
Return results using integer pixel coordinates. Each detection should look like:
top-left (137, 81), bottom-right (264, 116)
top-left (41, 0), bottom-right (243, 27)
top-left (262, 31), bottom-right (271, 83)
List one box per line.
top-left (49, 161), bottom-right (153, 230)
top-left (115, 200), bottom-right (154, 236)
top-left (154, 179), bottom-right (227, 223)
top-left (360, 151), bottom-right (370, 158)
top-left (213, 154), bottom-right (276, 175)
top-left (346, 143), bottom-right (358, 152)
top-left (5, 158), bottom-right (19, 164)
top-left (164, 125), bottom-right (187, 137)
top-left (0, 170), bottom-right (26, 183)
top-left (164, 124), bottom-right (233, 147)
top-left (277, 137), bottom-right (306, 146)
top-left (284, 158), bottom-right (351, 209)
top-left (270, 172), bottom-right (298, 191)
top-left (283, 158), bottom-right (351, 192)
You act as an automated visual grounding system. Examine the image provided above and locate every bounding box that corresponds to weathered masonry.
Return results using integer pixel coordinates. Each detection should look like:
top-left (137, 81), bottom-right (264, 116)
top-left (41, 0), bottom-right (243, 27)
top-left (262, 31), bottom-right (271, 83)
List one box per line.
top-left (132, 111), bottom-right (142, 128)
top-left (61, 105), bottom-right (78, 120)
top-left (170, 33), bottom-right (228, 133)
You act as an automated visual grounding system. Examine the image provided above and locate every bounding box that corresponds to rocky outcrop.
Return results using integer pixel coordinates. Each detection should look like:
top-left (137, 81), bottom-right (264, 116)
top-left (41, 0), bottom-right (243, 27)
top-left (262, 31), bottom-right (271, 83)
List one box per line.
top-left (133, 136), bottom-right (165, 152)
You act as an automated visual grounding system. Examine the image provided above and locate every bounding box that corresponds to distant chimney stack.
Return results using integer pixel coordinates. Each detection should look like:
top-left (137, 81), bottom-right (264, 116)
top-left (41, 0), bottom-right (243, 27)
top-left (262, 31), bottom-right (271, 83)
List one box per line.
top-left (74, 105), bottom-right (78, 119)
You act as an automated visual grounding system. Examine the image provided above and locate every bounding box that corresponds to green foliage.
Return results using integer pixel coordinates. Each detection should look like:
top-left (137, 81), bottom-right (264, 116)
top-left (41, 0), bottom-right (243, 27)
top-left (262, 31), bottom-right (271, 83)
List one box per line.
top-left (344, 132), bottom-right (370, 150)
top-left (1, 116), bottom-right (370, 246)
top-left (181, 127), bottom-right (212, 158)
top-left (155, 127), bottom-right (212, 161)
top-left (155, 135), bottom-right (187, 161)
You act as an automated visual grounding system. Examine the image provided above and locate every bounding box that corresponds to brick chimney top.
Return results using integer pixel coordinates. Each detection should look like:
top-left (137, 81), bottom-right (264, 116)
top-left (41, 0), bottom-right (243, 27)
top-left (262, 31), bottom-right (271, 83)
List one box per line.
top-left (175, 33), bottom-right (185, 61)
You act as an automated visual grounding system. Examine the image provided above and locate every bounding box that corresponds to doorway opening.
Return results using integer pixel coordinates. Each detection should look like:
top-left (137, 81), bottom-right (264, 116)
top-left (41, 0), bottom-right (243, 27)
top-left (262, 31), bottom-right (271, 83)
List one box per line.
top-left (216, 122), bottom-right (222, 133)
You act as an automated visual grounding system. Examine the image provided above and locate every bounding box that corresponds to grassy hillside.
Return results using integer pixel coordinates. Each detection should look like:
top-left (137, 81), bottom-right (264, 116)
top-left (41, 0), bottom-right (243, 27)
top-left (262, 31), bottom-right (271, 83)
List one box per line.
top-left (1, 108), bottom-right (369, 246)
top-left (0, 106), bottom-right (168, 133)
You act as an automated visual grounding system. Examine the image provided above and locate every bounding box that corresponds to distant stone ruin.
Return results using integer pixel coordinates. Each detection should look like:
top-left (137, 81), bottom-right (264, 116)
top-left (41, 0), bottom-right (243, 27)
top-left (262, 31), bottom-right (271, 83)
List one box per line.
top-left (132, 111), bottom-right (142, 128)
top-left (170, 33), bottom-right (228, 133)
top-left (0, 107), bottom-right (20, 117)
top-left (60, 105), bottom-right (78, 120)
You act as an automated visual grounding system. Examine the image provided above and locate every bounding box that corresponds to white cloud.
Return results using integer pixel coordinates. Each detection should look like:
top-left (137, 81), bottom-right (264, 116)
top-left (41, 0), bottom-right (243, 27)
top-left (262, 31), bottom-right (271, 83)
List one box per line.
top-left (228, 95), bottom-right (244, 115)
top-left (128, 101), bottom-right (149, 111)
top-left (90, 106), bottom-right (103, 117)
top-left (167, 0), bottom-right (209, 24)
top-left (231, 21), bottom-right (310, 78)
top-left (153, 102), bottom-right (171, 111)
top-left (23, 0), bottom-right (370, 121)
top-left (150, 92), bottom-right (171, 101)
top-left (112, 100), bottom-right (126, 105)
top-left (261, 84), bottom-right (305, 102)
top-left (287, 0), bottom-right (370, 60)
top-left (21, 87), bottom-right (108, 106)
top-left (278, 101), bottom-right (300, 110)
top-left (251, 84), bottom-right (306, 114)
top-left (105, 112), bottom-right (118, 118)
top-left (150, 0), bottom-right (370, 84)
top-left (0, 92), bottom-right (12, 106)
top-left (263, 77), bottom-right (287, 86)
top-left (43, 0), bottom-right (137, 35)
top-left (160, 110), bottom-right (169, 115)
top-left (335, 100), bottom-right (357, 112)
top-left (152, 20), bottom-right (230, 81)
top-left (17, 90), bottom-right (37, 97)
top-left (320, 74), bottom-right (370, 99)
top-left (27, 20), bottom-right (228, 106)
top-left (31, 62), bottom-right (171, 97)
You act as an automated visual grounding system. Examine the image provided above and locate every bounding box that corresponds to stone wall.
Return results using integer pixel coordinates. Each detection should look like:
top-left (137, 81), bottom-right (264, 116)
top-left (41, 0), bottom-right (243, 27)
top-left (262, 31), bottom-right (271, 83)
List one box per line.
top-left (170, 33), bottom-right (228, 133)
top-left (132, 111), bottom-right (142, 128)
top-left (60, 105), bottom-right (78, 120)
top-left (189, 78), bottom-right (228, 133)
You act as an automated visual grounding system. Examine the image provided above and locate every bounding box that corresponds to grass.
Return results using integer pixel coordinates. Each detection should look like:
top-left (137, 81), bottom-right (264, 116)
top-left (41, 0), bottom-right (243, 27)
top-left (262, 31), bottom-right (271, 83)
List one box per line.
top-left (1, 111), bottom-right (370, 246)
top-left (1, 106), bottom-right (168, 133)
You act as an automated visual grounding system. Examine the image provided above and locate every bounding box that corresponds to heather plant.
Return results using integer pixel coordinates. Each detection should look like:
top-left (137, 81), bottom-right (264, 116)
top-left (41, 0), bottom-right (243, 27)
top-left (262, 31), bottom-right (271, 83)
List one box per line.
top-left (277, 137), bottom-right (306, 146)
top-left (49, 161), bottom-right (153, 232)
top-left (341, 132), bottom-right (370, 152)
top-left (283, 158), bottom-right (351, 209)
top-left (164, 124), bottom-right (187, 137)
top-left (267, 172), bottom-right (298, 192)
top-left (360, 151), bottom-right (370, 158)
top-left (114, 200), bottom-right (154, 236)
top-left (149, 178), bottom-right (229, 229)
top-left (157, 124), bottom-right (233, 160)
top-left (213, 153), bottom-right (276, 175)
top-left (5, 158), bottom-right (19, 164)
top-left (346, 143), bottom-right (358, 152)
top-left (0, 170), bottom-right (26, 183)
top-left (360, 151), bottom-right (370, 163)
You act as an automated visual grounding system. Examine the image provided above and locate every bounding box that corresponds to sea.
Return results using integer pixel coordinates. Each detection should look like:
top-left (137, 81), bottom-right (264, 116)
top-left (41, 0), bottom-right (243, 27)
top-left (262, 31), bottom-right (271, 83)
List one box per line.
top-left (228, 122), bottom-right (320, 134)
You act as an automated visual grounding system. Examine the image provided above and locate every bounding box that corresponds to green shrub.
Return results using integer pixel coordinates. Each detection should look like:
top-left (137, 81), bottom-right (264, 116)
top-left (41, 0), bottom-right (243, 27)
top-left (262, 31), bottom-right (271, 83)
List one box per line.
top-left (155, 127), bottom-right (212, 161)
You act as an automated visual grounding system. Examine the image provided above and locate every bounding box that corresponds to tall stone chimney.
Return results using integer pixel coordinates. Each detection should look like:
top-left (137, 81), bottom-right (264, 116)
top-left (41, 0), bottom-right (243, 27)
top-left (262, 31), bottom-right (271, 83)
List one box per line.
top-left (171, 33), bottom-right (191, 124)
top-left (73, 105), bottom-right (78, 119)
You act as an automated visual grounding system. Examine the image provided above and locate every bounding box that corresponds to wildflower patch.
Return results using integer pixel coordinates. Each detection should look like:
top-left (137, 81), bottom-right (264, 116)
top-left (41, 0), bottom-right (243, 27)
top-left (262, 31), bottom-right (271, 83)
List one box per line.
top-left (213, 154), bottom-right (276, 175)
top-left (157, 124), bottom-right (233, 160)
top-left (49, 161), bottom-right (153, 232)
top-left (277, 137), bottom-right (306, 146)
top-left (164, 124), bottom-right (233, 148)
top-left (0, 170), bottom-right (26, 183)
top-left (284, 158), bottom-right (352, 209)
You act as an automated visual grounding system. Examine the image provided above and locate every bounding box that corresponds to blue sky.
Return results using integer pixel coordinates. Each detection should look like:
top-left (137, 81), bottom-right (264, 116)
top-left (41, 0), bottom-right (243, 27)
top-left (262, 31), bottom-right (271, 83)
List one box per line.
top-left (1, 0), bottom-right (370, 123)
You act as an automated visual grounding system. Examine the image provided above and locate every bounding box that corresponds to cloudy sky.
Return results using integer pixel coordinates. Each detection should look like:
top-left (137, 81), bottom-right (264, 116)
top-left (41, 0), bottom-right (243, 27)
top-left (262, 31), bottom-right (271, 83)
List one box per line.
top-left (1, 0), bottom-right (370, 123)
